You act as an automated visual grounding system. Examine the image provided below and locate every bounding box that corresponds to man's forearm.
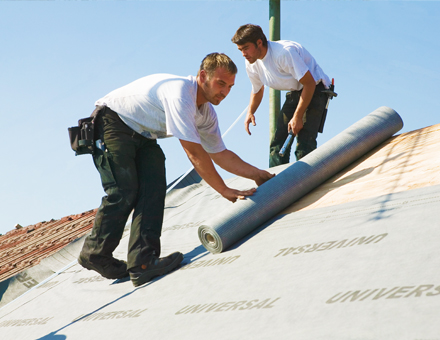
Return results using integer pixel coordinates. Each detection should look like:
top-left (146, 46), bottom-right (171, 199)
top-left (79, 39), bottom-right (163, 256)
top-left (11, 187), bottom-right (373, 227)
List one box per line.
top-left (249, 87), bottom-right (264, 114)
top-left (210, 149), bottom-right (274, 186)
top-left (293, 71), bottom-right (316, 121)
top-left (293, 83), bottom-right (315, 121)
top-left (210, 149), bottom-right (259, 180)
top-left (180, 141), bottom-right (228, 194)
top-left (180, 140), bottom-right (261, 202)
top-left (288, 71), bottom-right (317, 135)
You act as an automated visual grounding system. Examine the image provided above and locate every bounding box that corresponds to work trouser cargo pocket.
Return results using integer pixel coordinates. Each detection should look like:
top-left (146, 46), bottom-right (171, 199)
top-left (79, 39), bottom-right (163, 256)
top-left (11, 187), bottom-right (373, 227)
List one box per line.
top-left (93, 149), bottom-right (117, 191)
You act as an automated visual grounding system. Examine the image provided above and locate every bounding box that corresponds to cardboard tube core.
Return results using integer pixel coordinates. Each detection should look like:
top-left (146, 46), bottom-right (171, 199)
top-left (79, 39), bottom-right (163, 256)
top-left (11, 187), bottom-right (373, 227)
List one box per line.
top-left (205, 234), bottom-right (215, 244)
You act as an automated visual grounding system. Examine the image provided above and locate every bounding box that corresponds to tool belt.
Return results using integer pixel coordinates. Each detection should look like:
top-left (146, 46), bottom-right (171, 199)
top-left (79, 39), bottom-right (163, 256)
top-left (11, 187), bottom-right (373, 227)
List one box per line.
top-left (68, 105), bottom-right (104, 156)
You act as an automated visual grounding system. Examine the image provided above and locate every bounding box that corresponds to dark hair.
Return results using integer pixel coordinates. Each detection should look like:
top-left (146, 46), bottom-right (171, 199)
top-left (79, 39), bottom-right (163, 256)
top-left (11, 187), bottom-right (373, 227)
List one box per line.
top-left (198, 53), bottom-right (238, 79)
top-left (231, 24), bottom-right (268, 47)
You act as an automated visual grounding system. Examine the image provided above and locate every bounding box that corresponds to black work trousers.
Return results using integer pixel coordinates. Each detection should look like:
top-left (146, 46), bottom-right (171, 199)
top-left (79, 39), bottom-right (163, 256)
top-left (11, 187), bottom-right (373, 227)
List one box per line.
top-left (81, 107), bottom-right (166, 270)
top-left (269, 82), bottom-right (327, 167)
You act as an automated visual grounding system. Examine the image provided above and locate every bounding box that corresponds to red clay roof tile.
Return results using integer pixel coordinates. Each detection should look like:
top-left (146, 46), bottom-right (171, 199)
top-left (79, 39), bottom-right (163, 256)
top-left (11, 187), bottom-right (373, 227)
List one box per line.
top-left (0, 209), bottom-right (97, 282)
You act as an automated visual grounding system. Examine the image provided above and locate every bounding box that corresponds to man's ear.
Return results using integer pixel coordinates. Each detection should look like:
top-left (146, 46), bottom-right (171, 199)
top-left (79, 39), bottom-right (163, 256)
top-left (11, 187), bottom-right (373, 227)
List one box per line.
top-left (199, 69), bottom-right (207, 83)
top-left (256, 39), bottom-right (263, 48)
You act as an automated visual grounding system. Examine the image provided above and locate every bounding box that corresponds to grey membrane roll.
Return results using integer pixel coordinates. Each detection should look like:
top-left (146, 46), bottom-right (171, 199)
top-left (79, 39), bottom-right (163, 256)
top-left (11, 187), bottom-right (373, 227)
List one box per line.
top-left (198, 106), bottom-right (403, 253)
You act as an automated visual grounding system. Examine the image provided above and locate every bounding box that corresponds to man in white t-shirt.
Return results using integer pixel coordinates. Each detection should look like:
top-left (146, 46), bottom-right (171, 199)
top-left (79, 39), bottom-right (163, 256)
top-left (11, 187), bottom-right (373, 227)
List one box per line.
top-left (78, 53), bottom-right (275, 287)
top-left (232, 24), bottom-right (331, 167)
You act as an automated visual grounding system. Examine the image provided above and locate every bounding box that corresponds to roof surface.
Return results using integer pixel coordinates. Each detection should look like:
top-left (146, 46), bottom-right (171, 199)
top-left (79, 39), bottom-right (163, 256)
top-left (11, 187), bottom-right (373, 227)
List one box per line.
top-left (0, 210), bottom-right (96, 283)
top-left (0, 114), bottom-right (439, 339)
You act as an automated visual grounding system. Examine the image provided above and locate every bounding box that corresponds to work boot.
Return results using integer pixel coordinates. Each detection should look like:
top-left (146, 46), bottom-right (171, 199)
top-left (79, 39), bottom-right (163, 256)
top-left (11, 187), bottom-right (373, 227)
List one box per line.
top-left (129, 252), bottom-right (184, 287)
top-left (78, 253), bottom-right (129, 279)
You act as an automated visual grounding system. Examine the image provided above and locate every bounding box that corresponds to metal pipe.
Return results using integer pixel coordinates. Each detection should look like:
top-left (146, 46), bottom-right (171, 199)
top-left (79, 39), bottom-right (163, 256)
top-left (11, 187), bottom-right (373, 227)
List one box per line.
top-left (269, 0), bottom-right (281, 165)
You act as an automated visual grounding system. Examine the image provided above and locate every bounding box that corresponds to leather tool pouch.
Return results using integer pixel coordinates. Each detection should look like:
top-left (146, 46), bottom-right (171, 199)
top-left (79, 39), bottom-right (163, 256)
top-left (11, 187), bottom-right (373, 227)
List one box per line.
top-left (68, 106), bottom-right (104, 156)
top-left (318, 109), bottom-right (327, 134)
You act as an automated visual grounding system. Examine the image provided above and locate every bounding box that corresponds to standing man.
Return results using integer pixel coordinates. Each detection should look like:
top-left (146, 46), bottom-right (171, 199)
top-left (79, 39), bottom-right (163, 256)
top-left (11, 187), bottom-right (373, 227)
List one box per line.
top-left (78, 53), bottom-right (275, 287)
top-left (232, 24), bottom-right (332, 167)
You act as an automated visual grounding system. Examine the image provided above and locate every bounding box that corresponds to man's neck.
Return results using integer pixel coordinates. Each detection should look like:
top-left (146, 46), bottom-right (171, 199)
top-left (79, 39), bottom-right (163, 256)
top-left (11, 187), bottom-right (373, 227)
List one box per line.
top-left (196, 76), bottom-right (206, 108)
top-left (259, 43), bottom-right (268, 60)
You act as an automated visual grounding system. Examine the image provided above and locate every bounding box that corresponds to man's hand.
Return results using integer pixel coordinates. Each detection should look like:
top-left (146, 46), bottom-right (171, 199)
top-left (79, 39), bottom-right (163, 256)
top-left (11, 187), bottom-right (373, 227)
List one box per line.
top-left (221, 187), bottom-right (257, 203)
top-left (254, 169), bottom-right (275, 186)
top-left (245, 87), bottom-right (264, 135)
top-left (244, 112), bottom-right (256, 135)
top-left (288, 115), bottom-right (304, 136)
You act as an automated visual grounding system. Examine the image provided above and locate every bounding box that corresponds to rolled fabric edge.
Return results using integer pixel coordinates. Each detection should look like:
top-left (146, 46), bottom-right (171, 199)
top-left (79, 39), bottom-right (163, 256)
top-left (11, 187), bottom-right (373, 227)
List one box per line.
top-left (198, 226), bottom-right (223, 254)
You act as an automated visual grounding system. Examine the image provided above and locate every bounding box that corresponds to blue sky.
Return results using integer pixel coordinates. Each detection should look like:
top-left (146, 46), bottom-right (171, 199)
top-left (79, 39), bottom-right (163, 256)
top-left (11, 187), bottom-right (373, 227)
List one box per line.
top-left (0, 0), bottom-right (439, 236)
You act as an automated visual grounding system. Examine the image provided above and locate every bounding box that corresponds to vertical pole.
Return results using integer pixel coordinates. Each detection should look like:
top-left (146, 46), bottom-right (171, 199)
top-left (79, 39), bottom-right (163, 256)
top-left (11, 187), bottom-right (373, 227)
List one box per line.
top-left (269, 0), bottom-right (281, 163)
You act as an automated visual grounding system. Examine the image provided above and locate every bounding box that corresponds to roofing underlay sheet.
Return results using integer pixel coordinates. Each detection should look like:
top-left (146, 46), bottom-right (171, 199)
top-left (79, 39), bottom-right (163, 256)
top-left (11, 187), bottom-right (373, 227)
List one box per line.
top-left (199, 106), bottom-right (403, 253)
top-left (1, 108), bottom-right (440, 339)
top-left (0, 235), bottom-right (86, 309)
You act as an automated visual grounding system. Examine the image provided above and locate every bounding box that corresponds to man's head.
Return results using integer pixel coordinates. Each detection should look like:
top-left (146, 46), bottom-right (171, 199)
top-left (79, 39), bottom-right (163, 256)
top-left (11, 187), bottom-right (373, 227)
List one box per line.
top-left (198, 52), bottom-right (237, 80)
top-left (231, 24), bottom-right (268, 47)
top-left (197, 53), bottom-right (237, 106)
top-left (231, 24), bottom-right (268, 64)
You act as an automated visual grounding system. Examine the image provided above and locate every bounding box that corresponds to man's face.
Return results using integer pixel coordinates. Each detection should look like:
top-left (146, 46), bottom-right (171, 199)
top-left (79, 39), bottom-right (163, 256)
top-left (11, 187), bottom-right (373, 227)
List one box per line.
top-left (237, 41), bottom-right (263, 64)
top-left (200, 67), bottom-right (235, 106)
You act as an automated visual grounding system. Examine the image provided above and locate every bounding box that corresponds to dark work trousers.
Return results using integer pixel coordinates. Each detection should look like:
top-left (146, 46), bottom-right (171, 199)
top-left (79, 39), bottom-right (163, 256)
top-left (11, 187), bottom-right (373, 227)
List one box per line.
top-left (269, 82), bottom-right (328, 167)
top-left (80, 107), bottom-right (167, 270)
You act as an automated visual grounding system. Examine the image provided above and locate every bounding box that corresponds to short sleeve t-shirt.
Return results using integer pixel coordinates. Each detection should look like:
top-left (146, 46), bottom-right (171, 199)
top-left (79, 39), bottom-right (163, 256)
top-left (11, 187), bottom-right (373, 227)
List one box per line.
top-left (95, 74), bottom-right (226, 154)
top-left (246, 40), bottom-right (330, 93)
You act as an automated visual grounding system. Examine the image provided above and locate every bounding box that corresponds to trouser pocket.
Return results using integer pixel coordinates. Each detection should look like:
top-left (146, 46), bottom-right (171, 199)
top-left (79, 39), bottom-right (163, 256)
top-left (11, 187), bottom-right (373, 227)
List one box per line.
top-left (93, 149), bottom-right (117, 191)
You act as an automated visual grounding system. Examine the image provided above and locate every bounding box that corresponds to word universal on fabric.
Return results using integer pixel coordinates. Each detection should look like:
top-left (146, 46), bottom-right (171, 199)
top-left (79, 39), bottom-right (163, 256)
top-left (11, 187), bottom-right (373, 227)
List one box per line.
top-left (72, 309), bottom-right (148, 322)
top-left (176, 297), bottom-right (281, 315)
top-left (326, 284), bottom-right (440, 304)
top-left (180, 256), bottom-right (240, 270)
top-left (0, 317), bottom-right (53, 328)
top-left (274, 233), bottom-right (387, 257)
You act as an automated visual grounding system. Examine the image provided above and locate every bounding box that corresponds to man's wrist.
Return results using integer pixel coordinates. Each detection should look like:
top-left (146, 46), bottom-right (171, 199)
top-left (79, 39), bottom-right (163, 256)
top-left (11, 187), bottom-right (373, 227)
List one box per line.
top-left (250, 168), bottom-right (263, 182)
top-left (293, 112), bottom-right (304, 121)
top-left (218, 185), bottom-right (230, 197)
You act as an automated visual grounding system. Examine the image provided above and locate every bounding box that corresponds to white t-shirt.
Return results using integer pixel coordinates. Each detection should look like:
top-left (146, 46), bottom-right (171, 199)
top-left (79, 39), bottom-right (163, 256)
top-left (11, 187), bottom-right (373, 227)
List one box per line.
top-left (95, 74), bottom-right (226, 154)
top-left (246, 40), bottom-right (330, 93)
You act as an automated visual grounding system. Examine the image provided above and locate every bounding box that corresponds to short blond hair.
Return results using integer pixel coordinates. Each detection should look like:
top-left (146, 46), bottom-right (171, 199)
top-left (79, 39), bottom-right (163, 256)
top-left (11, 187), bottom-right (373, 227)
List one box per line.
top-left (198, 53), bottom-right (237, 79)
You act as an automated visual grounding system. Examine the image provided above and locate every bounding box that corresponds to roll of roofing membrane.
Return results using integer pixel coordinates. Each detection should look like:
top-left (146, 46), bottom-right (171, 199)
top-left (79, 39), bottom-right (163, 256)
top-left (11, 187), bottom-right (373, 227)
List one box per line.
top-left (198, 106), bottom-right (403, 253)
